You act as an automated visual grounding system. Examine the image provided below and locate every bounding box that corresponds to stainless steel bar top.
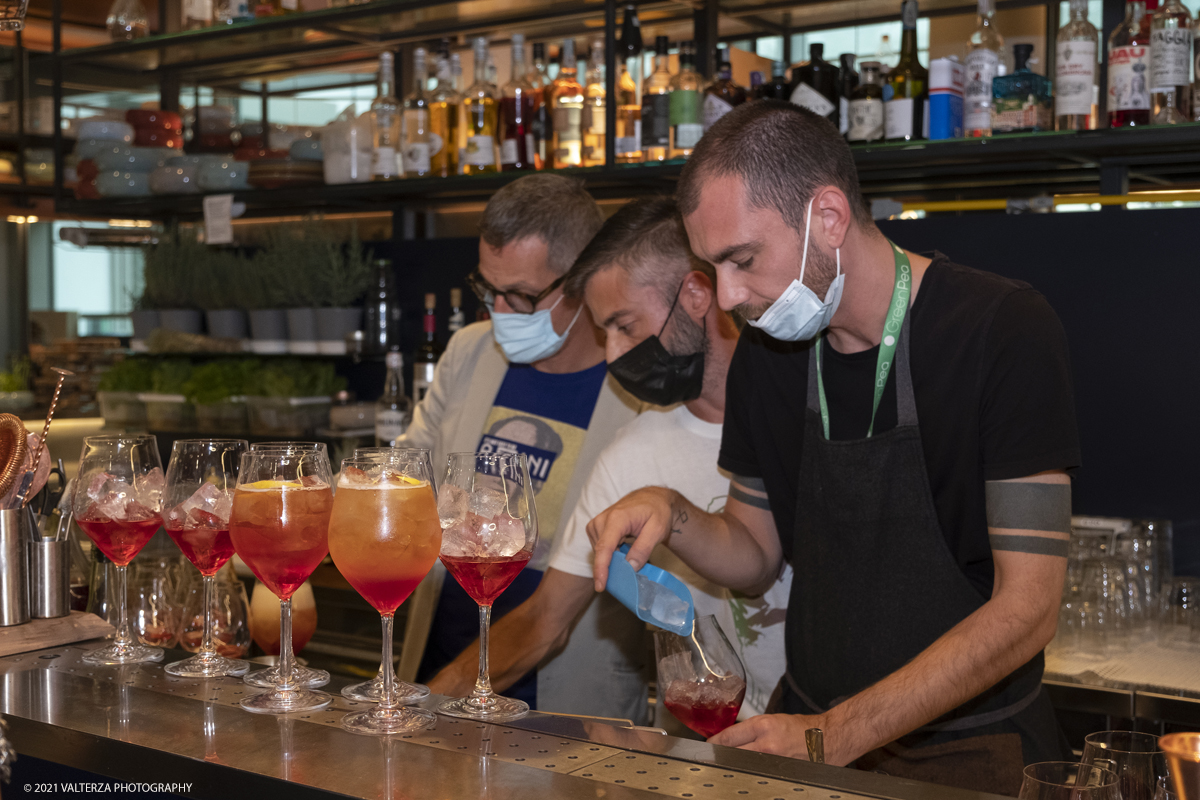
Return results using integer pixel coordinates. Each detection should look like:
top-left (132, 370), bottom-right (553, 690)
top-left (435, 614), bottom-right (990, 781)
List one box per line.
top-left (0, 643), bottom-right (1008, 800)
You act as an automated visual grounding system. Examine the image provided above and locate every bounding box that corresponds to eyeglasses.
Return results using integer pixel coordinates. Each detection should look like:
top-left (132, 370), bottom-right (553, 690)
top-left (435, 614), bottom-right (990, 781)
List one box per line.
top-left (466, 269), bottom-right (566, 315)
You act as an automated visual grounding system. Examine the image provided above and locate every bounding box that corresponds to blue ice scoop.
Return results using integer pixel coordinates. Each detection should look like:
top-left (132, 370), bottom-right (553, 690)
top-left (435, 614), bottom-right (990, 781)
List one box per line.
top-left (606, 543), bottom-right (695, 636)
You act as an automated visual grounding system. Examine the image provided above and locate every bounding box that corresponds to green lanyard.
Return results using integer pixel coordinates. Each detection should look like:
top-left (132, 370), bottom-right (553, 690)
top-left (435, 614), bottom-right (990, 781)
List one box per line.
top-left (815, 242), bottom-right (912, 440)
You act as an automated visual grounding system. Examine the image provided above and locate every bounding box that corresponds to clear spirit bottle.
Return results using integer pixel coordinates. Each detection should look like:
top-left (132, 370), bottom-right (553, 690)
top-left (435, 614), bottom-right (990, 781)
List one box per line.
top-left (370, 51), bottom-right (402, 181)
top-left (965, 0), bottom-right (1004, 136)
top-left (463, 37), bottom-right (499, 173)
top-left (1055, 0), bottom-right (1100, 130)
top-left (403, 47), bottom-right (433, 177)
top-left (1150, 0), bottom-right (1193, 123)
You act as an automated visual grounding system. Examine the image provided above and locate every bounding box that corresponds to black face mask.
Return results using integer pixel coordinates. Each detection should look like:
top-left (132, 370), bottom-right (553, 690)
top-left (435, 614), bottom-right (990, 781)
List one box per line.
top-left (607, 287), bottom-right (706, 406)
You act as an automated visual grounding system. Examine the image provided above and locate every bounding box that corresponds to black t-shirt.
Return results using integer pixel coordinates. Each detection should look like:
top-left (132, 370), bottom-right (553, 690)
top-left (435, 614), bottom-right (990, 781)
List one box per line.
top-left (718, 254), bottom-right (1081, 598)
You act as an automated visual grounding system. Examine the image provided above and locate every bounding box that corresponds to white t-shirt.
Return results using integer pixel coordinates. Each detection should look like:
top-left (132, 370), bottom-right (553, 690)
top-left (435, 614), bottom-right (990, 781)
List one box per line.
top-left (549, 404), bottom-right (792, 718)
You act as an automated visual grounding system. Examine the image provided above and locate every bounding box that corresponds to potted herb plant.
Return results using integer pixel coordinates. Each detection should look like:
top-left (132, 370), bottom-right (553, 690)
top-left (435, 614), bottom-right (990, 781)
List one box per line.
top-left (237, 249), bottom-right (288, 355)
top-left (97, 357), bottom-right (155, 427)
top-left (183, 358), bottom-right (256, 434)
top-left (245, 358), bottom-right (346, 437)
top-left (314, 224), bottom-right (373, 355)
top-left (257, 226), bottom-right (323, 355)
top-left (142, 358), bottom-right (195, 432)
top-left (202, 249), bottom-right (249, 343)
top-left (0, 358), bottom-right (34, 414)
top-left (142, 229), bottom-right (204, 335)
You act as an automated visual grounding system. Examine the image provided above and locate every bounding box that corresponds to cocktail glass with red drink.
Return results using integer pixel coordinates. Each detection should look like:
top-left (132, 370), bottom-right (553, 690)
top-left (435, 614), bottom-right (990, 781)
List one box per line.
top-left (655, 615), bottom-right (746, 739)
top-left (241, 442), bottom-right (330, 691)
top-left (230, 443), bottom-right (333, 714)
top-left (338, 446), bottom-right (435, 705)
top-left (74, 434), bottom-right (166, 666)
top-left (329, 453), bottom-right (442, 734)
top-left (436, 452), bottom-right (538, 722)
top-left (162, 438), bottom-right (249, 678)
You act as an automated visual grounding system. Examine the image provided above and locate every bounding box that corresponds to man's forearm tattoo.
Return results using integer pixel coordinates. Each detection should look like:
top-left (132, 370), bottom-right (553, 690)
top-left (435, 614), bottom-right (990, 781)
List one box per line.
top-left (670, 504), bottom-right (689, 537)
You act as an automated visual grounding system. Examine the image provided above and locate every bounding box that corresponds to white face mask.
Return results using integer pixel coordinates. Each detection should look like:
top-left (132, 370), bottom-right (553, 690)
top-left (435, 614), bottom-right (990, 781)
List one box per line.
top-left (490, 294), bottom-right (583, 364)
top-left (747, 197), bottom-right (844, 342)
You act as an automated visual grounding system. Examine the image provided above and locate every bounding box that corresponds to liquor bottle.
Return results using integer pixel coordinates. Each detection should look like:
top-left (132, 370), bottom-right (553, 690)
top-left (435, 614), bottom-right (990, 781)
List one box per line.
top-left (1108, 0), bottom-right (1153, 126)
top-left (703, 47), bottom-right (746, 132)
top-left (412, 293), bottom-right (445, 404)
top-left (848, 61), bottom-right (886, 142)
top-left (1150, 0), bottom-right (1193, 123)
top-left (670, 41), bottom-right (704, 158)
top-left (448, 288), bottom-right (466, 334)
top-left (183, 0), bottom-right (213, 29)
top-left (750, 72), bottom-right (765, 96)
top-left (215, 0), bottom-right (252, 23)
top-left (1056, 0), bottom-right (1100, 130)
top-left (528, 42), bottom-right (551, 169)
top-left (550, 39), bottom-right (585, 168)
top-left (583, 39), bottom-right (608, 167)
top-left (756, 61), bottom-right (792, 100)
top-left (363, 259), bottom-right (402, 356)
top-left (791, 43), bottom-right (839, 125)
top-left (642, 36), bottom-right (672, 163)
top-left (500, 34), bottom-right (537, 171)
top-left (371, 51), bottom-right (402, 181)
top-left (463, 37), bottom-right (499, 174)
top-left (615, 5), bottom-right (644, 164)
top-left (837, 54), bottom-right (860, 136)
top-left (964, 0), bottom-right (1004, 136)
top-left (403, 48), bottom-right (433, 177)
top-left (885, 0), bottom-right (929, 141)
top-left (375, 351), bottom-right (412, 447)
top-left (429, 49), bottom-right (461, 177)
top-left (992, 43), bottom-right (1053, 131)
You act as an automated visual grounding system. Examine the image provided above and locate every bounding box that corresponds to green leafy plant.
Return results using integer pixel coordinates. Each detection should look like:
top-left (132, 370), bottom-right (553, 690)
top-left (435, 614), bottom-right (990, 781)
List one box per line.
top-left (248, 359), bottom-right (346, 398)
top-left (0, 358), bottom-right (30, 392)
top-left (139, 226), bottom-right (207, 310)
top-left (253, 225), bottom-right (324, 309)
top-left (317, 223), bottom-right (374, 308)
top-left (97, 358), bottom-right (156, 393)
top-left (183, 359), bottom-right (257, 405)
top-left (150, 359), bottom-right (193, 394)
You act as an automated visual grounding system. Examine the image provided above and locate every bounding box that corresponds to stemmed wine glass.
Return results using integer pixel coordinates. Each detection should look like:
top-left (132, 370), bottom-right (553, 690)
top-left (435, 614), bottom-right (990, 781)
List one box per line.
top-left (230, 443), bottom-right (333, 714)
top-left (241, 441), bottom-right (330, 691)
top-left (328, 453), bottom-right (442, 734)
top-left (435, 452), bottom-right (537, 722)
top-left (162, 439), bottom-right (250, 678)
top-left (1018, 763), bottom-right (1121, 800)
top-left (74, 434), bottom-right (166, 666)
top-left (654, 615), bottom-right (746, 739)
top-left (339, 446), bottom-right (434, 705)
top-left (1081, 731), bottom-right (1170, 800)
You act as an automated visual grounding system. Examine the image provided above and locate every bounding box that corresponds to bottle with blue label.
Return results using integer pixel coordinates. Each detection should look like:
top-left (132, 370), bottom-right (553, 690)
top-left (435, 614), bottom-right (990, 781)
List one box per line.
top-left (928, 56), bottom-right (965, 139)
top-left (992, 43), bottom-right (1053, 132)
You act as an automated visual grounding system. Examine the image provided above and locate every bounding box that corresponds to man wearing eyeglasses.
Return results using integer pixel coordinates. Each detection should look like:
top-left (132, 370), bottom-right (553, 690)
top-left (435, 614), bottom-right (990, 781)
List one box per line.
top-left (402, 174), bottom-right (645, 718)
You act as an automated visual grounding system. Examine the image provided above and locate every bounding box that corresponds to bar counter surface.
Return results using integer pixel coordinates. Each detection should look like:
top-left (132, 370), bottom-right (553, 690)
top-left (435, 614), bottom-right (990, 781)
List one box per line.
top-left (0, 643), bottom-right (1009, 800)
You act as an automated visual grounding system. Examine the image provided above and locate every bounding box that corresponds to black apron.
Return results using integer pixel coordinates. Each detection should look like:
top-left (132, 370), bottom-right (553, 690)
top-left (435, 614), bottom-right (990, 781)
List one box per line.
top-left (780, 312), bottom-right (1062, 781)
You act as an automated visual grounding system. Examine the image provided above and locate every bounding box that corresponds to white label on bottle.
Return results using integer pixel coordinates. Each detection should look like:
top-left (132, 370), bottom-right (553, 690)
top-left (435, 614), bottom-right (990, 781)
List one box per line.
top-left (790, 83), bottom-right (836, 117)
top-left (885, 97), bottom-right (915, 139)
top-left (373, 146), bottom-right (398, 176)
top-left (1108, 46), bottom-right (1151, 110)
top-left (1150, 27), bottom-right (1192, 90)
top-left (964, 48), bottom-right (1000, 130)
top-left (1055, 41), bottom-right (1098, 116)
top-left (406, 142), bottom-right (431, 173)
top-left (553, 107), bottom-right (582, 141)
top-left (616, 120), bottom-right (641, 155)
top-left (675, 122), bottom-right (703, 149)
top-left (413, 364), bottom-right (435, 403)
top-left (429, 132), bottom-right (444, 157)
top-left (184, 0), bottom-right (212, 18)
top-left (702, 94), bottom-right (734, 131)
top-left (584, 105), bottom-right (606, 135)
top-left (839, 97), bottom-right (849, 134)
top-left (281, 0), bottom-right (297, 9)
top-left (501, 138), bottom-right (519, 164)
top-left (375, 410), bottom-right (408, 445)
top-left (848, 98), bottom-right (885, 141)
top-left (526, 133), bottom-right (536, 162)
top-left (464, 135), bottom-right (495, 166)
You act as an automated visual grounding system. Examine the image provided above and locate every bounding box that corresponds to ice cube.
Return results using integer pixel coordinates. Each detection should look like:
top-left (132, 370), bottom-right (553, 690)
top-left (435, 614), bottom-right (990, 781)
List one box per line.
top-left (340, 466), bottom-right (371, 487)
top-left (86, 472), bottom-right (119, 501)
top-left (637, 575), bottom-right (689, 630)
top-left (134, 467), bottom-right (165, 509)
top-left (171, 482), bottom-right (233, 527)
top-left (94, 493), bottom-right (129, 520)
top-left (483, 514), bottom-right (526, 558)
top-left (297, 475), bottom-right (325, 488)
top-left (441, 516), bottom-right (486, 558)
top-left (123, 500), bottom-right (158, 522)
top-left (437, 485), bottom-right (469, 528)
top-left (468, 486), bottom-right (507, 519)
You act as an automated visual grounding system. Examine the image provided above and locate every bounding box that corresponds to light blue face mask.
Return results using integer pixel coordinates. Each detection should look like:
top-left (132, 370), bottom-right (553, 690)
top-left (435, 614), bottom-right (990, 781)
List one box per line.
top-left (747, 196), bottom-right (844, 342)
top-left (490, 294), bottom-right (584, 364)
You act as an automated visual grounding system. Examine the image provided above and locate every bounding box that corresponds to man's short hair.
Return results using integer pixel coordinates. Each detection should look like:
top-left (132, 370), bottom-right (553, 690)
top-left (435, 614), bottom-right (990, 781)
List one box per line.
top-left (564, 196), bottom-right (715, 309)
top-left (676, 100), bottom-right (873, 231)
top-left (479, 174), bottom-right (605, 275)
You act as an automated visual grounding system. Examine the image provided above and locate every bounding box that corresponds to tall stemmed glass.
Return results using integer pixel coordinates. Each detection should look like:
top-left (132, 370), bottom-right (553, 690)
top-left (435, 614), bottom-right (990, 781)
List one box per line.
top-left (654, 615), bottom-right (747, 739)
top-left (230, 443), bottom-right (333, 714)
top-left (436, 452), bottom-right (537, 722)
top-left (241, 441), bottom-right (330, 691)
top-left (329, 454), bottom-right (442, 734)
top-left (162, 439), bottom-right (250, 678)
top-left (74, 434), bottom-right (166, 665)
top-left (339, 446), bottom-right (434, 705)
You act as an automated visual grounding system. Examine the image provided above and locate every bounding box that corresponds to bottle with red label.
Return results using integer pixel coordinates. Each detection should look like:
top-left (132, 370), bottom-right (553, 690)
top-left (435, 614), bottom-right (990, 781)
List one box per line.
top-left (1055, 0), bottom-right (1100, 130)
top-left (1150, 0), bottom-right (1192, 123)
top-left (500, 34), bottom-right (537, 171)
top-left (412, 293), bottom-right (445, 404)
top-left (1108, 0), bottom-right (1155, 127)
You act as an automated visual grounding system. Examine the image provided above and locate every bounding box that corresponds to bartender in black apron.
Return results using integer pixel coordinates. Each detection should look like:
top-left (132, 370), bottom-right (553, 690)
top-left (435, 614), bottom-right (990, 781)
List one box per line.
top-left (587, 101), bottom-right (1079, 796)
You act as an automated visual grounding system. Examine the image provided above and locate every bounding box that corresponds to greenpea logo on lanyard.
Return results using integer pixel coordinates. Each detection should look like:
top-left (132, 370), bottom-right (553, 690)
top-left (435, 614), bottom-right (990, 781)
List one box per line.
top-left (815, 242), bottom-right (912, 440)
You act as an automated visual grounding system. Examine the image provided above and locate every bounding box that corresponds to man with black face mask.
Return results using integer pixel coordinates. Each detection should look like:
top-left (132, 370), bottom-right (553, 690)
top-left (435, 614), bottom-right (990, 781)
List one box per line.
top-left (429, 197), bottom-right (792, 724)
